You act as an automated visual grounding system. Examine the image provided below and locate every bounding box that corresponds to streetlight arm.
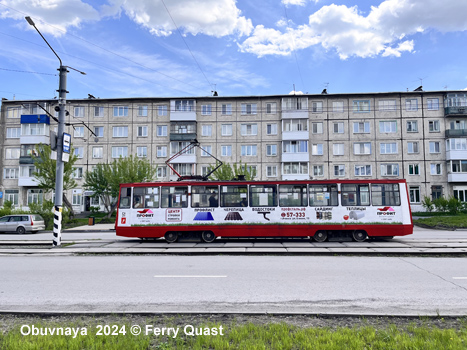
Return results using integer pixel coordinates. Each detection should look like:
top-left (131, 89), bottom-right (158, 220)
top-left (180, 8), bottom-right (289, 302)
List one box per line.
top-left (25, 16), bottom-right (62, 66)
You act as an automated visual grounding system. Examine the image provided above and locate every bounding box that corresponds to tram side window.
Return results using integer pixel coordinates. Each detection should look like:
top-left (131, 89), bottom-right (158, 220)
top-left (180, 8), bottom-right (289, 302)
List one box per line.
top-left (279, 185), bottom-right (307, 206)
top-left (250, 185), bottom-right (277, 207)
top-left (161, 186), bottom-right (188, 208)
top-left (341, 184), bottom-right (370, 206)
top-left (309, 184), bottom-right (338, 206)
top-left (119, 187), bottom-right (131, 208)
top-left (371, 184), bottom-right (401, 206)
top-left (221, 185), bottom-right (248, 207)
top-left (192, 185), bottom-right (219, 207)
top-left (143, 187), bottom-right (159, 208)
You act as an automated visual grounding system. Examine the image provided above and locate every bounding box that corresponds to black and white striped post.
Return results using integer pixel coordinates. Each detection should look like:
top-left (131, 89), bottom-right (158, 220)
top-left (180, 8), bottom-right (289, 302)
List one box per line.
top-left (53, 205), bottom-right (62, 247)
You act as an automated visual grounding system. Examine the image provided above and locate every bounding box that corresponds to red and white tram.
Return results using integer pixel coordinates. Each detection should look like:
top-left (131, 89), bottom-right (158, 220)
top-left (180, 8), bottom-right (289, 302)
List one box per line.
top-left (116, 179), bottom-right (413, 242)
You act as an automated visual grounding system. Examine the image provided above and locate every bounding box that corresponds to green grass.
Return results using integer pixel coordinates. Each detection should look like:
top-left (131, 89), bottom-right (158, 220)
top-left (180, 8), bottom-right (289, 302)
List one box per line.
top-left (1, 321), bottom-right (466, 350)
top-left (413, 213), bottom-right (467, 229)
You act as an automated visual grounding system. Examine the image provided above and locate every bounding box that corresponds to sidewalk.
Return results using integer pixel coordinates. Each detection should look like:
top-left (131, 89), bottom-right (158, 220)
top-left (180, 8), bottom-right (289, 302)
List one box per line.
top-left (64, 223), bottom-right (115, 232)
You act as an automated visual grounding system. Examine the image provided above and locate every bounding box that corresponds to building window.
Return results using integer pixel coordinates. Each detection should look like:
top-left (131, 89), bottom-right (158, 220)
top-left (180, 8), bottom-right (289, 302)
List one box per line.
top-left (20, 165), bottom-right (35, 178)
top-left (202, 125), bottom-right (212, 137)
top-left (353, 121), bottom-right (370, 133)
top-left (201, 104), bottom-right (212, 115)
top-left (241, 145), bottom-right (257, 156)
top-left (333, 122), bottom-right (344, 134)
top-left (170, 141), bottom-right (194, 155)
top-left (5, 189), bottom-right (19, 206)
top-left (431, 163), bottom-right (442, 175)
top-left (7, 107), bottom-right (20, 118)
top-left (6, 127), bottom-right (21, 138)
top-left (427, 98), bottom-right (439, 110)
top-left (311, 144), bottom-right (323, 155)
top-left (94, 106), bottom-right (104, 117)
top-left (313, 165), bottom-right (324, 177)
top-left (406, 121), bottom-right (418, 132)
top-left (137, 146), bottom-right (147, 158)
top-left (221, 104), bottom-right (232, 115)
top-left (381, 164), bottom-right (399, 176)
top-left (21, 123), bottom-right (46, 136)
top-left (406, 99), bottom-right (418, 111)
top-left (378, 100), bottom-right (396, 111)
top-left (266, 166), bottom-right (277, 177)
top-left (283, 141), bottom-right (308, 153)
top-left (241, 103), bottom-right (257, 115)
top-left (355, 165), bottom-right (372, 176)
top-left (74, 147), bottom-right (84, 158)
top-left (380, 143), bottom-right (397, 154)
top-left (94, 126), bottom-right (104, 138)
top-left (282, 97), bottom-right (308, 110)
top-left (72, 191), bottom-right (82, 206)
top-left (157, 125), bottom-right (167, 137)
top-left (311, 122), bottom-right (323, 134)
top-left (27, 189), bottom-right (43, 205)
top-left (409, 186), bottom-right (421, 203)
top-left (266, 102), bottom-right (276, 114)
top-left (451, 160), bottom-right (467, 173)
top-left (201, 145), bottom-right (212, 157)
top-left (5, 148), bottom-right (20, 159)
top-left (112, 146), bottom-right (128, 158)
top-left (283, 119), bottom-right (308, 131)
top-left (157, 105), bottom-right (168, 116)
top-left (448, 139), bottom-right (467, 150)
top-left (4, 168), bottom-right (19, 179)
top-left (334, 165), bottom-right (345, 176)
top-left (221, 124), bottom-right (232, 136)
top-left (429, 120), bottom-right (440, 132)
top-left (408, 164), bottom-right (420, 175)
top-left (333, 143), bottom-right (344, 156)
top-left (72, 167), bottom-right (83, 179)
top-left (221, 145), bottom-right (232, 156)
top-left (407, 142), bottom-right (419, 154)
top-left (113, 106), bottom-right (128, 117)
top-left (312, 101), bottom-right (323, 113)
top-left (332, 101), bottom-right (344, 113)
top-left (175, 100), bottom-right (194, 112)
top-left (137, 106), bottom-right (148, 116)
top-left (431, 185), bottom-right (443, 200)
top-left (353, 142), bottom-right (371, 155)
top-left (429, 141), bottom-right (440, 153)
top-left (450, 120), bottom-right (467, 130)
top-left (266, 144), bottom-right (277, 156)
top-left (352, 100), bottom-right (370, 112)
top-left (74, 126), bottom-right (84, 138)
top-left (137, 126), bottom-right (148, 137)
top-left (241, 124), bottom-right (258, 135)
top-left (73, 106), bottom-right (84, 118)
top-left (283, 162), bottom-right (308, 175)
top-left (379, 121), bottom-right (397, 133)
top-left (157, 146), bottom-right (167, 158)
top-left (113, 126), bottom-right (128, 137)
top-left (157, 166), bottom-right (167, 178)
top-left (92, 147), bottom-right (103, 159)
top-left (267, 123), bottom-right (277, 135)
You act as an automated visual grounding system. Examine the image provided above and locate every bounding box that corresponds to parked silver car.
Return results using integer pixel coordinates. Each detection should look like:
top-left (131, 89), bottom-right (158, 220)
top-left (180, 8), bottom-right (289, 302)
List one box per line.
top-left (0, 214), bottom-right (46, 234)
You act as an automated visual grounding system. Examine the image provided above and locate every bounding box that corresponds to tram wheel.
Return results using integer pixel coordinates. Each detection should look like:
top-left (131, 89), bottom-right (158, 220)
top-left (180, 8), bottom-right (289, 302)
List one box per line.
top-left (165, 232), bottom-right (178, 243)
top-left (313, 230), bottom-right (327, 243)
top-left (201, 231), bottom-right (216, 243)
top-left (352, 230), bottom-right (368, 242)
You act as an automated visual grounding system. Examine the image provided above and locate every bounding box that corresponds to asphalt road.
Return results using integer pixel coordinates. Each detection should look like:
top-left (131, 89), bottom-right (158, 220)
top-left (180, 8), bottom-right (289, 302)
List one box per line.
top-left (1, 255), bottom-right (467, 316)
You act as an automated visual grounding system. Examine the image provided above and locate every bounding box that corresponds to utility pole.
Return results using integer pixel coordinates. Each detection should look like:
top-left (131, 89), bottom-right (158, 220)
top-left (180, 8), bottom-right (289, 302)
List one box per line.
top-left (25, 16), bottom-right (85, 247)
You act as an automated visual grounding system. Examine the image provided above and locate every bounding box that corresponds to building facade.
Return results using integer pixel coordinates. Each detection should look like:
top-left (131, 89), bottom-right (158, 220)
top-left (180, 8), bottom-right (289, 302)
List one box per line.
top-left (1, 90), bottom-right (467, 212)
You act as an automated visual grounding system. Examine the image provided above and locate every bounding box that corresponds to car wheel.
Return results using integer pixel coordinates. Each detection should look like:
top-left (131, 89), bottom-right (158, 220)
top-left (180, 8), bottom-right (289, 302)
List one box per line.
top-left (16, 226), bottom-right (26, 235)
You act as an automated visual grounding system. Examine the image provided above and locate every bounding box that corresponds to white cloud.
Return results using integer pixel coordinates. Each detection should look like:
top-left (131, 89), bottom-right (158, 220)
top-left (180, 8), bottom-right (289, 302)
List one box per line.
top-left (239, 0), bottom-right (467, 59)
top-left (282, 0), bottom-right (307, 6)
top-left (0, 0), bottom-right (99, 36)
top-left (102, 0), bottom-right (253, 38)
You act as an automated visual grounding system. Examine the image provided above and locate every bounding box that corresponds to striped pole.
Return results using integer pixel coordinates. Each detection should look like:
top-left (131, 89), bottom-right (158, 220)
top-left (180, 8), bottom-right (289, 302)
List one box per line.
top-left (53, 205), bottom-right (62, 247)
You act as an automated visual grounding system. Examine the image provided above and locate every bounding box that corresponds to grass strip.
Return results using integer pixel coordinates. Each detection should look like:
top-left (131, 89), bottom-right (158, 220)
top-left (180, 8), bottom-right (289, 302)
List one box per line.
top-left (1, 320), bottom-right (466, 349)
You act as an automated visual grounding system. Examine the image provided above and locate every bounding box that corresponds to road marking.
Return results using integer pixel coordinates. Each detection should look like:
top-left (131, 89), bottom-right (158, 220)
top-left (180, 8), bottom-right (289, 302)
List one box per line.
top-left (453, 277), bottom-right (467, 280)
top-left (154, 275), bottom-right (227, 278)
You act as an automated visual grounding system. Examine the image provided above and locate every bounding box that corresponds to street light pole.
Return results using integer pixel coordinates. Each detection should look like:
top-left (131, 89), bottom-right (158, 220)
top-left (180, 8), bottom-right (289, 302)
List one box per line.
top-left (25, 16), bottom-right (75, 247)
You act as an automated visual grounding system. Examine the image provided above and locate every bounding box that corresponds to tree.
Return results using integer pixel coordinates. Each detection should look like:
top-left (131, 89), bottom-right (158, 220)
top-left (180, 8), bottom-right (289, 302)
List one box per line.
top-left (32, 144), bottom-right (78, 217)
top-left (207, 162), bottom-right (256, 181)
top-left (84, 155), bottom-right (157, 218)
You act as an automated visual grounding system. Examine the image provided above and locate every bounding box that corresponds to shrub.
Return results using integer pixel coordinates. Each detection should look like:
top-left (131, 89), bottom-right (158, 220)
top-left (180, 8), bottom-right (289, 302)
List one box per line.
top-left (28, 200), bottom-right (55, 230)
top-left (421, 196), bottom-right (434, 212)
top-left (433, 197), bottom-right (449, 213)
top-left (447, 197), bottom-right (463, 215)
top-left (89, 206), bottom-right (100, 214)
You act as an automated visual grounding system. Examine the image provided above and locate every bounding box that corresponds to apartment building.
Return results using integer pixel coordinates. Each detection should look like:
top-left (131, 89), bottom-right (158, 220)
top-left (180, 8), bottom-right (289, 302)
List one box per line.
top-left (1, 90), bottom-right (467, 212)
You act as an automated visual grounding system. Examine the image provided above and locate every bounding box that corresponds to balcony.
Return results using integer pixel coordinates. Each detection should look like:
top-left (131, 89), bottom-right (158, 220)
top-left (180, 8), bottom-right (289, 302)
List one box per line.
top-left (448, 173), bottom-right (467, 182)
top-left (20, 134), bottom-right (49, 145)
top-left (282, 152), bottom-right (309, 162)
top-left (445, 129), bottom-right (467, 137)
top-left (18, 177), bottom-right (39, 187)
top-left (282, 109), bottom-right (309, 119)
top-left (170, 100), bottom-right (196, 121)
top-left (19, 156), bottom-right (35, 164)
top-left (169, 122), bottom-right (197, 141)
top-left (445, 107), bottom-right (467, 117)
top-left (282, 131), bottom-right (309, 141)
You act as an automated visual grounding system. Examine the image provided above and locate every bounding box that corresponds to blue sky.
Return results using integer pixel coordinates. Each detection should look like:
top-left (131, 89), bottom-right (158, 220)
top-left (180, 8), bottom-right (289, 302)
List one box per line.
top-left (1, 0), bottom-right (467, 101)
